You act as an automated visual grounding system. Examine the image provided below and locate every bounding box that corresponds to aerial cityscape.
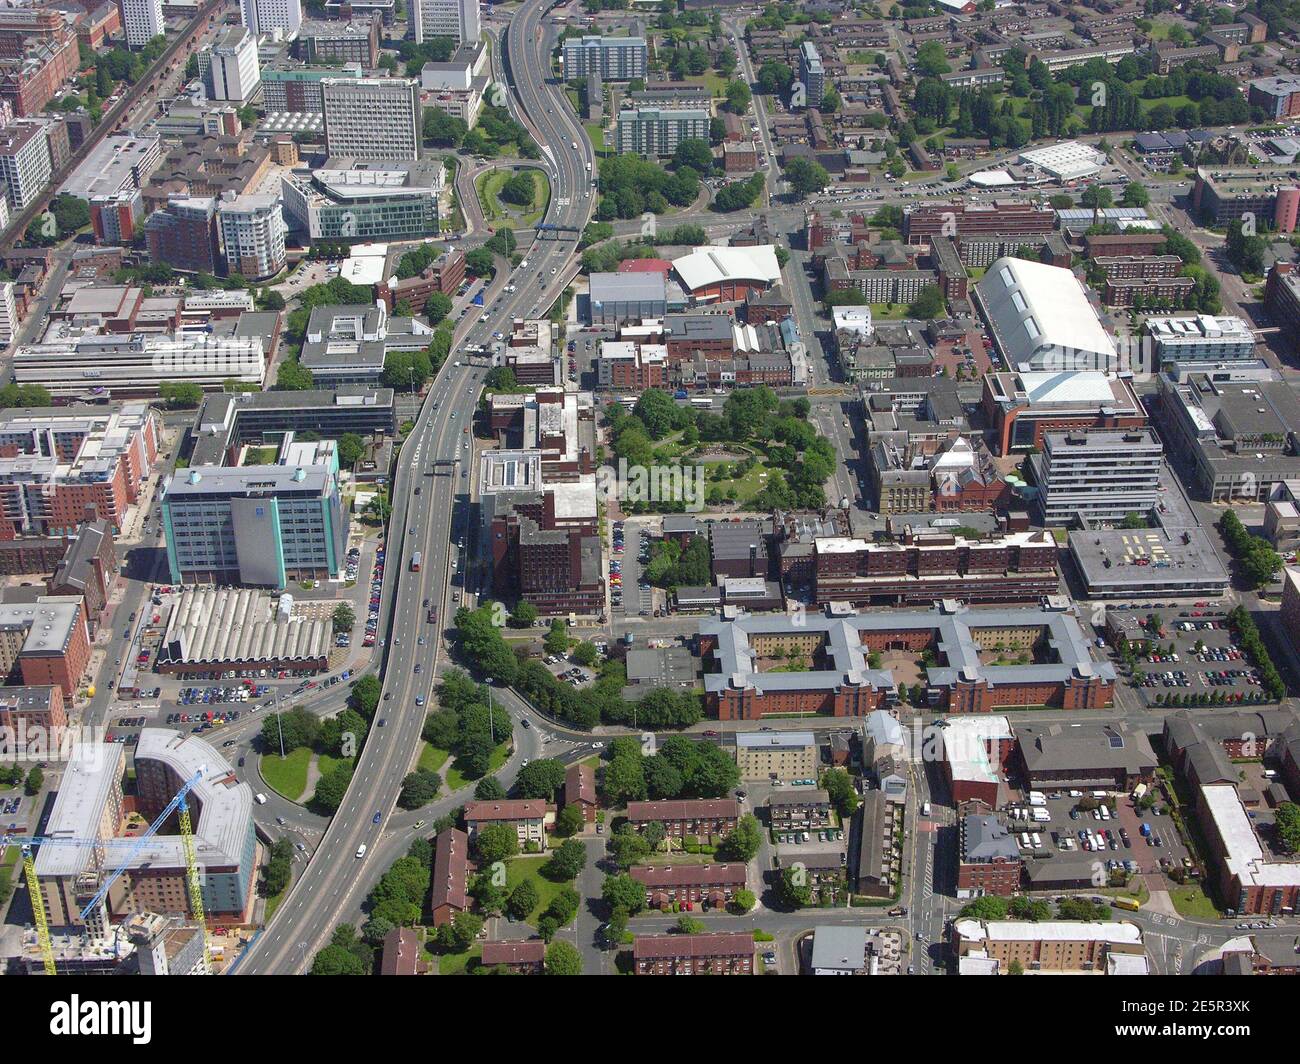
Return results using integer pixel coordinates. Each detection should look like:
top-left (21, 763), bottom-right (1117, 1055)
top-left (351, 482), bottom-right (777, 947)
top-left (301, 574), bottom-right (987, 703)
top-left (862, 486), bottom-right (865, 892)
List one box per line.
top-left (2, 0), bottom-right (1300, 996)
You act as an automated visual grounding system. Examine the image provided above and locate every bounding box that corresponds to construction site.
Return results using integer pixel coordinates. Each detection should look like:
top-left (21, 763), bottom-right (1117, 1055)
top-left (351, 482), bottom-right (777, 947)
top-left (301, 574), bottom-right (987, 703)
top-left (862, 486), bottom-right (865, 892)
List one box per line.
top-left (4, 728), bottom-right (258, 975)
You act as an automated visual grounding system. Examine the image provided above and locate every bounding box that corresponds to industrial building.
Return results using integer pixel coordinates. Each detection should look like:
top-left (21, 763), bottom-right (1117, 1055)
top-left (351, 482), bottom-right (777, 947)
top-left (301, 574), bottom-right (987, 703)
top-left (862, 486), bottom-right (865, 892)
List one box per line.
top-left (156, 587), bottom-right (334, 674)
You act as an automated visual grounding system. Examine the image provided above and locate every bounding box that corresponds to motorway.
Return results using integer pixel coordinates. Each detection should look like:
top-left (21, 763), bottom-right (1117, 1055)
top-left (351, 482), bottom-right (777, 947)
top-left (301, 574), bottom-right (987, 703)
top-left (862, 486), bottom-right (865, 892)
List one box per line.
top-left (235, 0), bottom-right (592, 974)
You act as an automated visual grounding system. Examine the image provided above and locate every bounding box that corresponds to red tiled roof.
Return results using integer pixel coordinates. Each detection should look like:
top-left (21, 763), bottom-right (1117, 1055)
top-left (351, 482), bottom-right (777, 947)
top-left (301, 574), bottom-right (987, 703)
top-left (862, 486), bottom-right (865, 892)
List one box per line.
top-left (618, 258), bottom-right (672, 275)
top-left (632, 932), bottom-right (754, 959)
top-left (481, 939), bottom-right (546, 966)
top-left (431, 827), bottom-right (468, 913)
top-left (464, 799), bottom-right (546, 822)
top-left (626, 799), bottom-right (740, 822)
top-left (565, 762), bottom-right (596, 807)
top-left (629, 863), bottom-right (747, 888)
top-left (379, 927), bottom-right (422, 975)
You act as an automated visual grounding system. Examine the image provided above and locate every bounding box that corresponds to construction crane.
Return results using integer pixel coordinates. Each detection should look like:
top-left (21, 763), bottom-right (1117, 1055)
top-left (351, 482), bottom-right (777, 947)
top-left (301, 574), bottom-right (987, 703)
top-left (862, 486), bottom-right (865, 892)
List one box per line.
top-left (1, 767), bottom-right (207, 975)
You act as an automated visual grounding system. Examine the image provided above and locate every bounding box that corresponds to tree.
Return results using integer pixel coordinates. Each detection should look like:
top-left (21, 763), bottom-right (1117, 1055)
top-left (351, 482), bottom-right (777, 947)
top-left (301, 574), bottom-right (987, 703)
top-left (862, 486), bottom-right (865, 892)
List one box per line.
top-left (24, 765), bottom-right (42, 796)
top-left (572, 641), bottom-right (599, 667)
top-left (509, 601), bottom-right (539, 628)
top-left (159, 381), bottom-right (203, 409)
top-left (907, 284), bottom-right (946, 319)
top-left (311, 761), bottom-right (354, 814)
top-left (0, 384), bottom-right (52, 410)
top-left (515, 758), bottom-right (567, 801)
top-left (350, 674), bottom-right (383, 719)
top-left (724, 79), bottom-right (752, 114)
top-left (719, 814), bottom-right (762, 861)
top-left (783, 156), bottom-right (829, 199)
top-left (673, 137), bottom-right (714, 174)
top-left (729, 888), bottom-right (756, 914)
top-left (261, 838), bottom-right (293, 897)
top-left (474, 775), bottom-right (507, 800)
top-left (960, 895), bottom-right (1009, 920)
top-left (1120, 181), bottom-right (1149, 208)
top-left (274, 359), bottom-right (315, 391)
top-left (335, 433), bottom-right (365, 469)
top-left (499, 170), bottom-right (536, 206)
top-left (332, 602), bottom-right (355, 633)
top-left (776, 864), bottom-right (813, 908)
top-left (544, 837), bottom-right (588, 880)
top-left (474, 822), bottom-right (519, 864)
top-left (602, 873), bottom-right (646, 914)
top-left (435, 911), bottom-right (483, 953)
top-left (545, 940), bottom-right (583, 975)
top-left (820, 768), bottom-right (859, 818)
top-left (543, 619), bottom-right (569, 656)
top-left (554, 803), bottom-right (585, 837)
top-left (398, 769), bottom-right (442, 809)
top-left (310, 944), bottom-right (368, 975)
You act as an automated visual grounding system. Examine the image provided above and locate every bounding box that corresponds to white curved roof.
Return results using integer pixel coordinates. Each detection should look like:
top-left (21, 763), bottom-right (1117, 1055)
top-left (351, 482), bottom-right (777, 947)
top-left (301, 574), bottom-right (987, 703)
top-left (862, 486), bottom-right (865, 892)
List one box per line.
top-left (672, 244), bottom-right (782, 293)
top-left (976, 257), bottom-right (1116, 372)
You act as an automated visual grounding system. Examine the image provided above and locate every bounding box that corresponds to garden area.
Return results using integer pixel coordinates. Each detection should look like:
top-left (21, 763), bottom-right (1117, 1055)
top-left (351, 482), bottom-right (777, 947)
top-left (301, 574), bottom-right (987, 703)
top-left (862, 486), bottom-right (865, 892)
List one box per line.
top-left (476, 167), bottom-right (550, 229)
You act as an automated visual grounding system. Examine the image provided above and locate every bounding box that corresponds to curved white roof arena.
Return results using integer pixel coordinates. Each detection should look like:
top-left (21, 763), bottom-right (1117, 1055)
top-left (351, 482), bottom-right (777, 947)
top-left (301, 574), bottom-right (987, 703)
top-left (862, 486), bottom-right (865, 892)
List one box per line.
top-left (671, 244), bottom-right (782, 294)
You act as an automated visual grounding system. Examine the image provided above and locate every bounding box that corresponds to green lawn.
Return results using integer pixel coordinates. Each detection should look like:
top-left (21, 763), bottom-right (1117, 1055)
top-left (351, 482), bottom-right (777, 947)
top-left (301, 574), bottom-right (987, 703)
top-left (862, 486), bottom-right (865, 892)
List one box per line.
top-left (0, 845), bottom-right (18, 908)
top-left (476, 167), bottom-right (551, 228)
top-left (506, 855), bottom-right (574, 926)
top-left (419, 743), bottom-right (449, 775)
top-left (438, 943), bottom-right (482, 975)
top-left (584, 120), bottom-right (609, 158)
top-left (260, 747), bottom-right (311, 802)
top-left (869, 302), bottom-right (909, 321)
top-left (316, 753), bottom-right (353, 780)
top-left (243, 446), bottom-right (278, 465)
top-left (1167, 883), bottom-right (1221, 920)
top-left (444, 741), bottom-right (510, 792)
top-left (264, 885), bottom-right (287, 921)
top-left (702, 455), bottom-right (774, 506)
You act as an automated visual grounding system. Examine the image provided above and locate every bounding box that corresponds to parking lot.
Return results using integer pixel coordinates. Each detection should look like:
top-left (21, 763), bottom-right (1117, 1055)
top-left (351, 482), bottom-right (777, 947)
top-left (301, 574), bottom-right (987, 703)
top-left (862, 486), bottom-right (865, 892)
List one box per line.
top-left (1124, 612), bottom-right (1269, 708)
top-left (611, 521), bottom-right (656, 618)
top-left (1007, 787), bottom-right (1192, 892)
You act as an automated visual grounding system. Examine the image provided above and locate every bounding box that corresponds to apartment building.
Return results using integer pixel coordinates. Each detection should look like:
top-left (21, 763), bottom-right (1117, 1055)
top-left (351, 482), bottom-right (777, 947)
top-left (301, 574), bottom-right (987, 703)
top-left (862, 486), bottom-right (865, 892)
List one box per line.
top-left (957, 814), bottom-right (1021, 898)
top-left (0, 403), bottom-right (158, 538)
top-left (240, 0), bottom-right (303, 36)
top-left (322, 77), bottom-right (422, 161)
top-left (161, 460), bottom-right (346, 586)
top-left (145, 195), bottom-right (221, 274)
top-left (952, 919), bottom-right (1147, 973)
top-left (463, 799), bottom-right (548, 851)
top-left (625, 799), bottom-right (740, 843)
top-left (596, 340), bottom-right (668, 390)
top-left (616, 106), bottom-right (710, 158)
top-left (296, 17), bottom-right (381, 68)
top-left (218, 194), bottom-right (287, 281)
top-left (0, 597), bottom-right (91, 697)
top-left (767, 788), bottom-right (833, 831)
top-left (1028, 429), bottom-right (1163, 526)
top-left (1249, 74), bottom-right (1300, 119)
top-left (411, 0), bottom-right (480, 47)
top-left (0, 122), bottom-right (52, 211)
top-left (120, 0), bottom-right (164, 48)
top-left (633, 933), bottom-right (753, 975)
top-left (810, 529), bottom-right (1059, 605)
top-left (902, 201), bottom-right (1054, 244)
top-left (0, 280), bottom-right (15, 346)
top-left (629, 864), bottom-right (747, 910)
top-left (563, 762), bottom-right (596, 823)
top-left (798, 41), bottom-right (825, 109)
top-left (735, 730), bottom-right (818, 783)
top-left (0, 30), bottom-right (78, 117)
top-left (480, 939), bottom-right (545, 974)
top-left (430, 826), bottom-right (468, 926)
top-left (0, 685), bottom-right (67, 746)
top-left (200, 26), bottom-right (261, 104)
top-left (563, 35), bottom-right (647, 80)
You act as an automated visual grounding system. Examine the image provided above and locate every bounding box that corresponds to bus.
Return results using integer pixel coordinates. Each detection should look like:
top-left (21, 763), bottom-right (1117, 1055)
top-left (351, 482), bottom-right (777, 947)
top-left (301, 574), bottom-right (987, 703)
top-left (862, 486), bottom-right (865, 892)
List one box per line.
top-left (410, 552), bottom-right (421, 572)
top-left (1112, 896), bottom-right (1141, 912)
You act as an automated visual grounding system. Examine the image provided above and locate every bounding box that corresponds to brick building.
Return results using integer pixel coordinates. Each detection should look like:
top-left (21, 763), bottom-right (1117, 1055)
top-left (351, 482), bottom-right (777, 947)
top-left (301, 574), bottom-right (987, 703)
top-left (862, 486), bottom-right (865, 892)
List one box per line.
top-left (957, 813), bottom-right (1022, 897)
top-left (480, 939), bottom-right (545, 974)
top-left (562, 761), bottom-right (596, 823)
top-left (625, 799), bottom-right (740, 843)
top-left (629, 863), bottom-right (747, 910)
top-left (633, 932), bottom-right (754, 975)
top-left (463, 799), bottom-right (548, 851)
top-left (430, 826), bottom-right (468, 926)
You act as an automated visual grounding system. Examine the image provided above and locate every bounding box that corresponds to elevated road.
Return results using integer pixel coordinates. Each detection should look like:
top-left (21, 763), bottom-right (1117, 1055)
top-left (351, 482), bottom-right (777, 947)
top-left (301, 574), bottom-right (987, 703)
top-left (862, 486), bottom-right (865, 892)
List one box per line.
top-left (236, 0), bottom-right (591, 974)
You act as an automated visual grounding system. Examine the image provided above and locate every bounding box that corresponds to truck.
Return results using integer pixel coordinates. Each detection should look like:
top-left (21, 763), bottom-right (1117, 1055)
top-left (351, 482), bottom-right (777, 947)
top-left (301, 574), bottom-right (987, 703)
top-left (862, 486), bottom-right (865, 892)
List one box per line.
top-left (1028, 792), bottom-right (1047, 807)
top-left (410, 552), bottom-right (422, 572)
top-left (1131, 783), bottom-right (1148, 802)
top-left (1032, 808), bottom-right (1051, 823)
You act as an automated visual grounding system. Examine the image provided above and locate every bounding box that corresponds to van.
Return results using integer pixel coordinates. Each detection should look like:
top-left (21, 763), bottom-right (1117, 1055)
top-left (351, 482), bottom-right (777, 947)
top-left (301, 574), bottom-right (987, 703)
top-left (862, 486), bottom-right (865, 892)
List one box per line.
top-left (355, 843), bottom-right (367, 858)
top-left (1031, 833), bottom-right (1042, 849)
top-left (255, 793), bottom-right (268, 805)
top-left (922, 801), bottom-right (932, 816)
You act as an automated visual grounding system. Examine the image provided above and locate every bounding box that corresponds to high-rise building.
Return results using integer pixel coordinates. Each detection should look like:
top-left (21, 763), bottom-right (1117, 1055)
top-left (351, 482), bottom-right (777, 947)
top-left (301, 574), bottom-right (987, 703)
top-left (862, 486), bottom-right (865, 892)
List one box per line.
top-left (199, 26), bottom-right (261, 103)
top-left (239, 0), bottom-right (303, 37)
top-left (321, 77), bottom-right (422, 160)
top-left (562, 35), bottom-right (647, 80)
top-left (119, 0), bottom-right (164, 48)
top-left (145, 195), bottom-right (221, 274)
top-left (411, 0), bottom-right (480, 47)
top-left (0, 281), bottom-right (16, 347)
top-left (615, 106), bottom-right (709, 157)
top-left (0, 122), bottom-right (52, 210)
top-left (217, 193), bottom-right (288, 280)
top-left (1029, 429), bottom-right (1163, 526)
top-left (162, 455), bottom-right (347, 586)
top-left (799, 41), bottom-right (824, 109)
